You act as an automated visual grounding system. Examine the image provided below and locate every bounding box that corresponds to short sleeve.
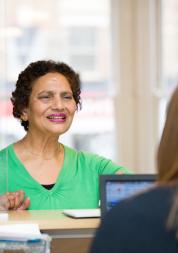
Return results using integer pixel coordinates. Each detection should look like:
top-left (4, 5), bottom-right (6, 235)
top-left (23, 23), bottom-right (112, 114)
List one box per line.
top-left (95, 155), bottom-right (131, 175)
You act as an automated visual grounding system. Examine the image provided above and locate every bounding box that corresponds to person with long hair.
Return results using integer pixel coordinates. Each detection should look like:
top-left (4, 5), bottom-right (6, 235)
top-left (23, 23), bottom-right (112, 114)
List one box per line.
top-left (0, 60), bottom-right (129, 210)
top-left (90, 87), bottom-right (178, 253)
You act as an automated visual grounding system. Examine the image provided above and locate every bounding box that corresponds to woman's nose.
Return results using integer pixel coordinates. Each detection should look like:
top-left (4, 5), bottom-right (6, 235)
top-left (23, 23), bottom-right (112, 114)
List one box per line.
top-left (51, 97), bottom-right (64, 109)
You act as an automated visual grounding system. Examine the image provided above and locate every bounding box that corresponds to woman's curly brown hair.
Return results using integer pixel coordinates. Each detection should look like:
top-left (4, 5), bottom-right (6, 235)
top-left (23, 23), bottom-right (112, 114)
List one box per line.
top-left (11, 60), bottom-right (82, 131)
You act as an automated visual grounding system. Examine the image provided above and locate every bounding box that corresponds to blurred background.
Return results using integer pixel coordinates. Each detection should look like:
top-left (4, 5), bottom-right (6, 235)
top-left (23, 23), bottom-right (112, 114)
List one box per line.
top-left (0, 0), bottom-right (178, 173)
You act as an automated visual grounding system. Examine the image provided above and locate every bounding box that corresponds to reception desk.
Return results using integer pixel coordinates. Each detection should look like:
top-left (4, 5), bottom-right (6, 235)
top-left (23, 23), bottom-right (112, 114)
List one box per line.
top-left (0, 210), bottom-right (100, 253)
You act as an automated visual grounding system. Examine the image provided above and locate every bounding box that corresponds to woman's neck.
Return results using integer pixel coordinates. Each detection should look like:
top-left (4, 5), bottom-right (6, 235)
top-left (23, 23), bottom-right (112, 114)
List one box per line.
top-left (18, 133), bottom-right (61, 160)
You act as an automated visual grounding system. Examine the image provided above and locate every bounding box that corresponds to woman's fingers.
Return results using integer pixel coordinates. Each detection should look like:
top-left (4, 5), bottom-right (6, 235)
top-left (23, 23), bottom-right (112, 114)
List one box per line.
top-left (14, 190), bottom-right (25, 208)
top-left (0, 194), bottom-right (9, 210)
top-left (5, 192), bottom-right (16, 209)
top-left (5, 190), bottom-right (29, 210)
top-left (17, 197), bottom-right (30, 210)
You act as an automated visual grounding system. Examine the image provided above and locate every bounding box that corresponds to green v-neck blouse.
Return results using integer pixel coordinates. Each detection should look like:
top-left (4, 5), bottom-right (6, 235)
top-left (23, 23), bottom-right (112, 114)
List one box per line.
top-left (0, 144), bottom-right (129, 210)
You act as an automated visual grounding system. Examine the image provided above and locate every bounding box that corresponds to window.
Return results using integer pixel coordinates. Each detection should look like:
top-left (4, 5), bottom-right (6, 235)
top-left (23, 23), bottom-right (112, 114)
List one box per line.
top-left (159, 0), bottom-right (178, 135)
top-left (0, 0), bottom-right (116, 160)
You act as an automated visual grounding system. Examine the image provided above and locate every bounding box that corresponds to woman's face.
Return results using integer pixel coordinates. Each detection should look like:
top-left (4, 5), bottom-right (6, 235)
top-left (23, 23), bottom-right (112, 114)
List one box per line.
top-left (23, 72), bottom-right (77, 136)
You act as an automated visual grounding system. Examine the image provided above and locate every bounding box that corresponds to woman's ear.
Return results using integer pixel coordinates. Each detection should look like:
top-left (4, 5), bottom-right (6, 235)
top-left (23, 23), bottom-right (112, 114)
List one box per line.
top-left (21, 109), bottom-right (28, 121)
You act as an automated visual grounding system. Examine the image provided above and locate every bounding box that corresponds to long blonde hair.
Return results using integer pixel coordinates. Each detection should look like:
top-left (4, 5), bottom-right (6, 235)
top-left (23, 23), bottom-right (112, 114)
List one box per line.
top-left (157, 87), bottom-right (178, 235)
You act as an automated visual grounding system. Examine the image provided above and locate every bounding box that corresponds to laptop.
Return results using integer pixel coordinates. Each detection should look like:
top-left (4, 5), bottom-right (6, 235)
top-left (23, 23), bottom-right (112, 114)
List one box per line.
top-left (100, 174), bottom-right (156, 217)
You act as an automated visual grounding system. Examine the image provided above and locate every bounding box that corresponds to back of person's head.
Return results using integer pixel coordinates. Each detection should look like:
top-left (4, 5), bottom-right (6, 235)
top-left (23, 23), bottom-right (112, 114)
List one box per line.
top-left (157, 86), bottom-right (178, 236)
top-left (157, 87), bottom-right (178, 182)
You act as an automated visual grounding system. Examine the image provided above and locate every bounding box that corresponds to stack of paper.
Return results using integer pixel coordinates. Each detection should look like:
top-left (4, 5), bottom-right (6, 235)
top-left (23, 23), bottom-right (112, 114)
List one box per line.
top-left (0, 223), bottom-right (42, 241)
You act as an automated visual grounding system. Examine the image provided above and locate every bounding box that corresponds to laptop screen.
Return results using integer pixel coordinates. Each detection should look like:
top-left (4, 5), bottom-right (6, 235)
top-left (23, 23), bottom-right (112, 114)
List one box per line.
top-left (100, 174), bottom-right (156, 217)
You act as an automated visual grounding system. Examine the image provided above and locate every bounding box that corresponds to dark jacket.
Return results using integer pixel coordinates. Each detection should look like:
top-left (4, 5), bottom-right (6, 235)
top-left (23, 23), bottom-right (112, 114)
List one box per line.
top-left (90, 186), bottom-right (178, 253)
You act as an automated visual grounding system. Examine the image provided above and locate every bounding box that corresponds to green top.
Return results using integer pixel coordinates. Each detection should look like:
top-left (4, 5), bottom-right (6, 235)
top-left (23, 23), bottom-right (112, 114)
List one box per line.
top-left (0, 144), bottom-right (129, 210)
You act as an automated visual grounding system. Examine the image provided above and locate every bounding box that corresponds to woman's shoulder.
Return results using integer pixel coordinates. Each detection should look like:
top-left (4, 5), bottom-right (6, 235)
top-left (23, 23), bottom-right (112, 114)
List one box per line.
top-left (63, 145), bottom-right (127, 174)
top-left (64, 144), bottom-right (102, 160)
top-left (63, 145), bottom-right (112, 171)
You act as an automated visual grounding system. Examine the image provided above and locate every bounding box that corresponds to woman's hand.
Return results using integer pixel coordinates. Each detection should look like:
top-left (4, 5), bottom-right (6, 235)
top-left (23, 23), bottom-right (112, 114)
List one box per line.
top-left (0, 190), bottom-right (30, 210)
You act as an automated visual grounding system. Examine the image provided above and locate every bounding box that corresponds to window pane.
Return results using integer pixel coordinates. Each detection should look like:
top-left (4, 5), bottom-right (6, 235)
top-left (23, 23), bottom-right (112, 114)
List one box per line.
top-left (159, 0), bottom-right (178, 135)
top-left (162, 0), bottom-right (178, 94)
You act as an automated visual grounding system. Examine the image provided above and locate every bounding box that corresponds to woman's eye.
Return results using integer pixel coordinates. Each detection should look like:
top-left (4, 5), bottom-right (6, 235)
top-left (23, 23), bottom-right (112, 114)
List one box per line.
top-left (38, 96), bottom-right (51, 101)
top-left (64, 95), bottom-right (73, 100)
top-left (39, 95), bottom-right (50, 99)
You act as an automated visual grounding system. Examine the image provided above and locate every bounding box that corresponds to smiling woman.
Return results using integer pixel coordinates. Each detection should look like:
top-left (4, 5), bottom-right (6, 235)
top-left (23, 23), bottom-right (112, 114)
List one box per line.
top-left (0, 60), bottom-right (130, 210)
top-left (20, 72), bottom-right (77, 136)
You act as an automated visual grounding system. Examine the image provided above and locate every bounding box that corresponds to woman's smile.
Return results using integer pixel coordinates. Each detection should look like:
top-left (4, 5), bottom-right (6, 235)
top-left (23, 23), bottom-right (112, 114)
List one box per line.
top-left (47, 113), bottom-right (67, 123)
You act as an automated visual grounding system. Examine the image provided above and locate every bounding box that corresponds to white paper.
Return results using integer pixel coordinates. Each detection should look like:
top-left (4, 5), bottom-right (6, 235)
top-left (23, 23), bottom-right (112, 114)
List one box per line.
top-left (0, 213), bottom-right (8, 221)
top-left (0, 223), bottom-right (42, 241)
top-left (63, 208), bottom-right (101, 218)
